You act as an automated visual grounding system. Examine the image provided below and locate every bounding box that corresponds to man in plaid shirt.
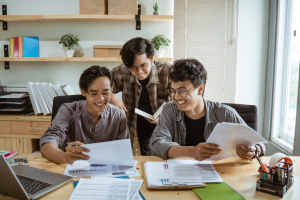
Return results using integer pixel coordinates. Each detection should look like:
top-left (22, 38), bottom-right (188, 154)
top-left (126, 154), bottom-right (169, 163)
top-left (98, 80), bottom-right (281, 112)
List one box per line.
top-left (110, 37), bottom-right (172, 155)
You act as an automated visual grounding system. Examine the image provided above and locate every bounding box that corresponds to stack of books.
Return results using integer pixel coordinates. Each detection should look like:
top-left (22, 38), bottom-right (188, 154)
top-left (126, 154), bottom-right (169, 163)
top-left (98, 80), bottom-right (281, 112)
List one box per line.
top-left (9, 36), bottom-right (39, 57)
top-left (27, 83), bottom-right (76, 116)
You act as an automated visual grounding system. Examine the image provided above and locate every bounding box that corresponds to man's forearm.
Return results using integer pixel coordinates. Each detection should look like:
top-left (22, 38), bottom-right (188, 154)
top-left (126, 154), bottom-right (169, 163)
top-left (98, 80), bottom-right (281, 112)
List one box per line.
top-left (40, 143), bottom-right (67, 164)
top-left (167, 145), bottom-right (194, 158)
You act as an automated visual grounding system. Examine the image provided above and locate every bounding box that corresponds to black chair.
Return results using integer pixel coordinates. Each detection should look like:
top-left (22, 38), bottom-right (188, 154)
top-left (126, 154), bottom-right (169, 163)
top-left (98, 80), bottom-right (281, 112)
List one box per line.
top-left (52, 95), bottom-right (86, 121)
top-left (223, 103), bottom-right (257, 131)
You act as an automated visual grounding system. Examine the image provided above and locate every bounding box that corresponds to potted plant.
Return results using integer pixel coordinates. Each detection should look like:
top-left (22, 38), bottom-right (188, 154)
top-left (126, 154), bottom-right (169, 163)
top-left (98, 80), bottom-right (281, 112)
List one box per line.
top-left (153, 2), bottom-right (160, 15)
top-left (59, 33), bottom-right (80, 57)
top-left (151, 34), bottom-right (171, 58)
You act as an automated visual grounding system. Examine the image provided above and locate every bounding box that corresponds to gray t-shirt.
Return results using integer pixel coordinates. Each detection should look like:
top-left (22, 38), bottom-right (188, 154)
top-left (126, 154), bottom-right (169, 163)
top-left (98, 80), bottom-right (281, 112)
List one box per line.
top-left (40, 100), bottom-right (129, 150)
top-left (149, 99), bottom-right (266, 160)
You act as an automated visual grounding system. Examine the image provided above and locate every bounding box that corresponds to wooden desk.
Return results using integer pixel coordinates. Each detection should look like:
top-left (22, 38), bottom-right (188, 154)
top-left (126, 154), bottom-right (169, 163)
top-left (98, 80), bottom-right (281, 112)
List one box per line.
top-left (1, 154), bottom-right (299, 200)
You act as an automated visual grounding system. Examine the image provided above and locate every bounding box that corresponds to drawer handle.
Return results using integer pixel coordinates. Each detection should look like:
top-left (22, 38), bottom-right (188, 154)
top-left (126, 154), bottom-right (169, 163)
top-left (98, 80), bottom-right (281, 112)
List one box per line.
top-left (32, 127), bottom-right (41, 133)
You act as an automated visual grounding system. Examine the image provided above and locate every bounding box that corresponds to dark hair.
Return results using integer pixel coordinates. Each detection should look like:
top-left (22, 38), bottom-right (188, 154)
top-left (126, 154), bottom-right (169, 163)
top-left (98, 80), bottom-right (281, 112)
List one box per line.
top-left (120, 37), bottom-right (155, 68)
top-left (79, 65), bottom-right (112, 92)
top-left (169, 58), bottom-right (207, 96)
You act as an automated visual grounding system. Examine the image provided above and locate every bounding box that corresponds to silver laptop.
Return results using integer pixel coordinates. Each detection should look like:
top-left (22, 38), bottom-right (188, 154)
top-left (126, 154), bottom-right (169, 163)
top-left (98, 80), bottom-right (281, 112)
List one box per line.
top-left (0, 154), bottom-right (73, 200)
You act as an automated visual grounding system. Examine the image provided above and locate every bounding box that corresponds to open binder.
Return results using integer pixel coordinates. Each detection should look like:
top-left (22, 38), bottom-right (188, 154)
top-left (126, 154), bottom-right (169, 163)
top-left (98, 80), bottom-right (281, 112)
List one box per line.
top-left (141, 161), bottom-right (206, 189)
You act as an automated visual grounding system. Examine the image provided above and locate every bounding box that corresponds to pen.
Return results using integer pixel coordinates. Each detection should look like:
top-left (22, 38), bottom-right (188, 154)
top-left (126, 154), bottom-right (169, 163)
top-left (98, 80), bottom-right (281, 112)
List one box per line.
top-left (67, 142), bottom-right (76, 146)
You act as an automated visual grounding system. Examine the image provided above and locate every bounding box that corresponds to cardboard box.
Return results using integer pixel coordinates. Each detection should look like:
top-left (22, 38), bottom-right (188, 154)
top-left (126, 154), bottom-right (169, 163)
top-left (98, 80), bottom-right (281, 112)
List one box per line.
top-left (93, 45), bottom-right (123, 57)
top-left (80, 0), bottom-right (108, 15)
top-left (108, 0), bottom-right (138, 15)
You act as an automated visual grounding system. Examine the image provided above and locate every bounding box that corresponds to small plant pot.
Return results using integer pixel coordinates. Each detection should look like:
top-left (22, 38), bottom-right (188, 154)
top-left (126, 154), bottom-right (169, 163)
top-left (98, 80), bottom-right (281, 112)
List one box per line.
top-left (65, 49), bottom-right (75, 58)
top-left (155, 49), bottom-right (164, 58)
top-left (153, 11), bottom-right (160, 15)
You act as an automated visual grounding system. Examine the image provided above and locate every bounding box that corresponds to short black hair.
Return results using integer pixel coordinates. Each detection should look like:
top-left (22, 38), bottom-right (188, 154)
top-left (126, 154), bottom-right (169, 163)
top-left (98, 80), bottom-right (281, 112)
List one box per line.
top-left (79, 65), bottom-right (112, 92)
top-left (120, 37), bottom-right (155, 68)
top-left (169, 58), bottom-right (207, 96)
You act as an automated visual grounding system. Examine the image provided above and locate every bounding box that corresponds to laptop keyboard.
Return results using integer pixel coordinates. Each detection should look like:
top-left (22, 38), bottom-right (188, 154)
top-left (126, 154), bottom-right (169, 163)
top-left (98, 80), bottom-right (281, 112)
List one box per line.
top-left (17, 175), bottom-right (52, 195)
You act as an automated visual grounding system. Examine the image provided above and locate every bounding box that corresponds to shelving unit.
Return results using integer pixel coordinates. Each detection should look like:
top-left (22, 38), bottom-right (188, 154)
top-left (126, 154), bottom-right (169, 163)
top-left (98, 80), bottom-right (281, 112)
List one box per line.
top-left (0, 57), bottom-right (172, 62)
top-left (0, 15), bottom-right (173, 22)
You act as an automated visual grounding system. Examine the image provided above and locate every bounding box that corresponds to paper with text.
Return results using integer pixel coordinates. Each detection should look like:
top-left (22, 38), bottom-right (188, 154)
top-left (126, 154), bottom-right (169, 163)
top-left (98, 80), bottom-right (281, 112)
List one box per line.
top-left (135, 102), bottom-right (166, 120)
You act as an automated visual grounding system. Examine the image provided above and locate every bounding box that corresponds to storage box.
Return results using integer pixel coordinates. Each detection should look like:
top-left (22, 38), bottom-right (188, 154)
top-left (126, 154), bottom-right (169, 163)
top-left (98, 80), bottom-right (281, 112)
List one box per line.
top-left (93, 45), bottom-right (123, 57)
top-left (108, 0), bottom-right (138, 15)
top-left (80, 0), bottom-right (108, 15)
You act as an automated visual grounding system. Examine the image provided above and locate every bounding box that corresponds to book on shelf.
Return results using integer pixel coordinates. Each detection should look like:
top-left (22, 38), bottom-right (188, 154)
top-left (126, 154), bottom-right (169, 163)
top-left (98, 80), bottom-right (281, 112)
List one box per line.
top-left (19, 36), bottom-right (23, 57)
top-left (37, 82), bottom-right (53, 111)
top-left (61, 85), bottom-right (75, 95)
top-left (23, 36), bottom-right (39, 57)
top-left (9, 37), bottom-right (14, 57)
top-left (135, 102), bottom-right (166, 120)
top-left (13, 37), bottom-right (19, 57)
top-left (53, 84), bottom-right (66, 96)
top-left (27, 82), bottom-right (43, 116)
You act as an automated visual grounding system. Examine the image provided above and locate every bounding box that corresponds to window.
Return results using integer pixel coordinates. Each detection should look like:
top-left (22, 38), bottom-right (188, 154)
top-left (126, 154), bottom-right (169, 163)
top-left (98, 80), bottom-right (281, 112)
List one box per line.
top-left (271, 0), bottom-right (300, 153)
top-left (174, 0), bottom-right (239, 103)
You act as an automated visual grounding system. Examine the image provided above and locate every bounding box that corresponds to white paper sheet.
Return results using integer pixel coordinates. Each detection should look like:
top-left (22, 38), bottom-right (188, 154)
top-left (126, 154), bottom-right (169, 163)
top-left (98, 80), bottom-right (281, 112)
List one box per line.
top-left (206, 122), bottom-right (267, 161)
top-left (0, 93), bottom-right (28, 98)
top-left (82, 139), bottom-right (135, 167)
top-left (69, 178), bottom-right (131, 200)
top-left (167, 160), bottom-right (202, 183)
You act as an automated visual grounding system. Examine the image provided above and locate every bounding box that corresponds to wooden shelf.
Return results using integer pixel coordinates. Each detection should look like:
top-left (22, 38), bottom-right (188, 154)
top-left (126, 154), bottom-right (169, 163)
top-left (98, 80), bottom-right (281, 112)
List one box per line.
top-left (0, 57), bottom-right (173, 62)
top-left (0, 15), bottom-right (173, 22)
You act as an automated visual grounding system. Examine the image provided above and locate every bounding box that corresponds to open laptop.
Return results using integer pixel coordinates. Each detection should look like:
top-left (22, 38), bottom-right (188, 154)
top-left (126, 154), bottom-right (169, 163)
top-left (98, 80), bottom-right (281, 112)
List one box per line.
top-left (0, 154), bottom-right (73, 200)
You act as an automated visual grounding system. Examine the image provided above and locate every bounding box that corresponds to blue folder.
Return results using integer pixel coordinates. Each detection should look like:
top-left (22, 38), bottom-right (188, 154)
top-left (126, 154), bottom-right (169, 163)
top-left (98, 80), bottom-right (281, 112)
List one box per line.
top-left (73, 176), bottom-right (146, 200)
top-left (23, 36), bottom-right (39, 57)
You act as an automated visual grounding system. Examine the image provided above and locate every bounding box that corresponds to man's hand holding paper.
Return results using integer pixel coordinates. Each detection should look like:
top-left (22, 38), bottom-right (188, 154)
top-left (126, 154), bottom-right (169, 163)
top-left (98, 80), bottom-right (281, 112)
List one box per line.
top-left (65, 141), bottom-right (90, 164)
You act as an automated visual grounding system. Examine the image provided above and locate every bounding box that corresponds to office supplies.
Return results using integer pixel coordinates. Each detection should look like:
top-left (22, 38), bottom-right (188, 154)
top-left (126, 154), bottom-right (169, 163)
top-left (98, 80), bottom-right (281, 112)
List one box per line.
top-left (0, 105), bottom-right (27, 112)
top-left (9, 37), bottom-right (14, 57)
top-left (167, 160), bottom-right (203, 183)
top-left (135, 102), bottom-right (166, 120)
top-left (27, 82), bottom-right (43, 115)
top-left (0, 150), bottom-right (10, 155)
top-left (6, 157), bottom-right (29, 166)
top-left (43, 83), bottom-right (57, 100)
top-left (206, 122), bottom-right (267, 160)
top-left (37, 82), bottom-right (53, 111)
top-left (53, 84), bottom-right (66, 96)
top-left (4, 151), bottom-right (18, 158)
top-left (31, 83), bottom-right (51, 115)
top-left (14, 37), bottom-right (19, 57)
top-left (61, 85), bottom-right (75, 95)
top-left (0, 93), bottom-right (28, 98)
top-left (142, 161), bottom-right (208, 189)
top-left (192, 182), bottom-right (246, 200)
top-left (67, 142), bottom-right (76, 146)
top-left (269, 152), bottom-right (293, 167)
top-left (0, 154), bottom-right (73, 200)
top-left (23, 36), bottom-right (39, 57)
top-left (19, 36), bottom-right (23, 57)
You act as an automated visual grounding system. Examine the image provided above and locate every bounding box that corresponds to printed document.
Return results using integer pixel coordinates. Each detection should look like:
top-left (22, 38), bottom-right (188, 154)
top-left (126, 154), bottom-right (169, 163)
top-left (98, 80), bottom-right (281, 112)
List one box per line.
top-left (135, 102), bottom-right (166, 120)
top-left (206, 122), bottom-right (267, 161)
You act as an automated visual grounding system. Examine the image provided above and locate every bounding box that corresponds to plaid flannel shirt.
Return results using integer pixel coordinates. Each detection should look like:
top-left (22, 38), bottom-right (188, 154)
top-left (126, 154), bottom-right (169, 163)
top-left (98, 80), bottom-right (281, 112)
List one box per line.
top-left (111, 60), bottom-right (172, 145)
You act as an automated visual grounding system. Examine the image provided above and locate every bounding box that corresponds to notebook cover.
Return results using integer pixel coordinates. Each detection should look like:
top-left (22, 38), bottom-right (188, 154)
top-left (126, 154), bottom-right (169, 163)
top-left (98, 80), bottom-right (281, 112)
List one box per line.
top-left (10, 38), bottom-right (14, 57)
top-left (19, 37), bottom-right (23, 57)
top-left (4, 151), bottom-right (18, 159)
top-left (13, 37), bottom-right (19, 57)
top-left (23, 36), bottom-right (39, 57)
top-left (192, 182), bottom-right (245, 200)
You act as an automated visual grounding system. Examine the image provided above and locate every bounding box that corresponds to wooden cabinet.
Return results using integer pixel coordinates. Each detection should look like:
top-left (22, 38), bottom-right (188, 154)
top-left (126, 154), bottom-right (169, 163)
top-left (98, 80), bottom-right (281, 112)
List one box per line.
top-left (0, 114), bottom-right (51, 153)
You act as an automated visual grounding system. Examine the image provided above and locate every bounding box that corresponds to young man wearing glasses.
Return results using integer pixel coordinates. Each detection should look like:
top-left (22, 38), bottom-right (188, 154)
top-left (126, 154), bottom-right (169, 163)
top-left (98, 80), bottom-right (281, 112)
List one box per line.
top-left (150, 58), bottom-right (266, 160)
top-left (110, 37), bottom-right (172, 155)
top-left (40, 66), bottom-right (129, 164)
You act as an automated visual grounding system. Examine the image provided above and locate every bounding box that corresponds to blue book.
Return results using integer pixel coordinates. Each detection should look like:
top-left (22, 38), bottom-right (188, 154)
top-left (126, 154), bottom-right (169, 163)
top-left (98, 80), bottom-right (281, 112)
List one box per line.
top-left (23, 36), bottom-right (39, 57)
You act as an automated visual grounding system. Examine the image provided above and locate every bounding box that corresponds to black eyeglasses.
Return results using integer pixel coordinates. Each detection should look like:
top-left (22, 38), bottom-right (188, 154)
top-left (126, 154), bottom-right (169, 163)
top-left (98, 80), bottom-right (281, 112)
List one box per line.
top-left (167, 87), bottom-right (195, 98)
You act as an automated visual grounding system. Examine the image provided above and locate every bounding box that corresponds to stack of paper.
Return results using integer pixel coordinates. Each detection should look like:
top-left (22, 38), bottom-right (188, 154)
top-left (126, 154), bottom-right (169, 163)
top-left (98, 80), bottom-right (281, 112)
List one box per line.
top-left (64, 139), bottom-right (140, 178)
top-left (145, 160), bottom-right (223, 187)
top-left (69, 177), bottom-right (143, 200)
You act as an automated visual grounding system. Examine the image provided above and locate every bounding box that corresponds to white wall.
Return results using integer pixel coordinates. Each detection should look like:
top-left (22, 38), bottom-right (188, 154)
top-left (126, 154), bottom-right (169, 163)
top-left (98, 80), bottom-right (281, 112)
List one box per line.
top-left (236, 0), bottom-right (269, 135)
top-left (0, 0), bottom-right (173, 98)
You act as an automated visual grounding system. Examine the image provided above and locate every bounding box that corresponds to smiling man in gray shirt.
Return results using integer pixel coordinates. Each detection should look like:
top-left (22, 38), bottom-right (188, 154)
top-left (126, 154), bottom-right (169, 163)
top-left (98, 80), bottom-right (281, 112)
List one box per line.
top-left (40, 66), bottom-right (129, 164)
top-left (150, 59), bottom-right (266, 160)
